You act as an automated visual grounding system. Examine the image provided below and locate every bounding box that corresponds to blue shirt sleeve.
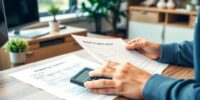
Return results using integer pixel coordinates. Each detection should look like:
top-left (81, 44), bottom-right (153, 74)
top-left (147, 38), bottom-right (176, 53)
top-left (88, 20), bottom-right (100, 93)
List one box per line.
top-left (158, 41), bottom-right (194, 67)
top-left (143, 74), bottom-right (200, 100)
top-left (143, 41), bottom-right (196, 100)
top-left (143, 10), bottom-right (200, 100)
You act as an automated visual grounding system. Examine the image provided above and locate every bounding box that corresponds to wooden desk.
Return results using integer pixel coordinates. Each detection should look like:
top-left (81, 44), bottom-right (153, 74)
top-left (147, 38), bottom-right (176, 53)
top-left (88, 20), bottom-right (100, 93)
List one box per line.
top-left (0, 50), bottom-right (194, 100)
top-left (0, 27), bottom-right (87, 70)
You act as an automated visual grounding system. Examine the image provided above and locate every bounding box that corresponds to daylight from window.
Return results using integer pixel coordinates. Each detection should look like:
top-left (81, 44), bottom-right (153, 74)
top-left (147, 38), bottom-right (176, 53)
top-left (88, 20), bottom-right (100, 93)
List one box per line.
top-left (38, 0), bottom-right (69, 13)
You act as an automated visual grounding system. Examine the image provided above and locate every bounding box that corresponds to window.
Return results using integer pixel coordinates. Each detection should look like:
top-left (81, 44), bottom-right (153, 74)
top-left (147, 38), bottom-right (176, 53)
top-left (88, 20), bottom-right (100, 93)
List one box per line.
top-left (37, 0), bottom-right (90, 17)
top-left (38, 0), bottom-right (70, 16)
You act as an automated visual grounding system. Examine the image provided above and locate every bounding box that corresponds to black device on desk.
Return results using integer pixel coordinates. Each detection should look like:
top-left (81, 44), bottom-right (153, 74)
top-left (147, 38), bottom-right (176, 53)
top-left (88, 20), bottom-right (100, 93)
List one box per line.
top-left (3, 0), bottom-right (67, 39)
top-left (3, 0), bottom-right (39, 31)
top-left (70, 67), bottom-right (111, 87)
top-left (3, 0), bottom-right (44, 38)
top-left (0, 0), bottom-right (8, 47)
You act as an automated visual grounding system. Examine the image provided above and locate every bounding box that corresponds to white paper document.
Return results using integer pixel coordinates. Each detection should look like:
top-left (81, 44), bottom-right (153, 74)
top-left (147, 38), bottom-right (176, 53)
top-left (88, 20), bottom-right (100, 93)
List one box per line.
top-left (10, 56), bottom-right (117, 100)
top-left (72, 35), bottom-right (168, 74)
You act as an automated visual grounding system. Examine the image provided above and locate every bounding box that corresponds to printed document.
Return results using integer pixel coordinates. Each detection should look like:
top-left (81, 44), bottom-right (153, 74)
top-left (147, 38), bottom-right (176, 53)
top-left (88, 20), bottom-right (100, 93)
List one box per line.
top-left (10, 55), bottom-right (116, 100)
top-left (72, 35), bottom-right (168, 74)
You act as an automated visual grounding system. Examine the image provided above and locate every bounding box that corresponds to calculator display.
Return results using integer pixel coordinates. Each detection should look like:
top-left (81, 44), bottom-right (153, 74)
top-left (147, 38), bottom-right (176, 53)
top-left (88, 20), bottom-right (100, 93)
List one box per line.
top-left (74, 70), bottom-right (90, 82)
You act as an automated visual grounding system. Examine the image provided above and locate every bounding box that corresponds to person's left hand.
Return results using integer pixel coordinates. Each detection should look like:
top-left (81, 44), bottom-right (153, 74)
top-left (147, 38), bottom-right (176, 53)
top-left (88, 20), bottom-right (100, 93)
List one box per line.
top-left (84, 61), bottom-right (152, 99)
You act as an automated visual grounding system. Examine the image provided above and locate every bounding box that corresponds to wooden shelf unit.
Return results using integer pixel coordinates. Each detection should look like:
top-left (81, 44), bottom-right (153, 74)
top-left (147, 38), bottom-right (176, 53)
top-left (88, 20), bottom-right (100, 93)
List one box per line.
top-left (2, 26), bottom-right (88, 69)
top-left (129, 6), bottom-right (197, 15)
top-left (128, 1), bottom-right (197, 28)
top-left (25, 27), bottom-right (87, 63)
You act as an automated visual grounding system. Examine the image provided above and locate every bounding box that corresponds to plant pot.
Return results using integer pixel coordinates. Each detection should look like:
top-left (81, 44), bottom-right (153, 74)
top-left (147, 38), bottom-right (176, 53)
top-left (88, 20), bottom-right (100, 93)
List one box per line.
top-left (94, 17), bottom-right (102, 34)
top-left (49, 21), bottom-right (60, 32)
top-left (9, 52), bottom-right (26, 64)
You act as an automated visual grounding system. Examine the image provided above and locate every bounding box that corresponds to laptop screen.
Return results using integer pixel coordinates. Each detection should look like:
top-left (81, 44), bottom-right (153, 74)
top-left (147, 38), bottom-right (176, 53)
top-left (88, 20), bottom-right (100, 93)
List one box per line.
top-left (0, 0), bottom-right (8, 47)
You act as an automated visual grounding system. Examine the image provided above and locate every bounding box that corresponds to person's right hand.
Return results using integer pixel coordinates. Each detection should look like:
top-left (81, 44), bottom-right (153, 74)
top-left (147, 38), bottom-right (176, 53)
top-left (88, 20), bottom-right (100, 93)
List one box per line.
top-left (126, 37), bottom-right (161, 60)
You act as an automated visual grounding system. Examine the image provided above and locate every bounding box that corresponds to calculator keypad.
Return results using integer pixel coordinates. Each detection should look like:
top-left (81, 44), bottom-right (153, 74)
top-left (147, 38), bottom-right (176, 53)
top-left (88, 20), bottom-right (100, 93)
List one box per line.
top-left (87, 76), bottom-right (111, 81)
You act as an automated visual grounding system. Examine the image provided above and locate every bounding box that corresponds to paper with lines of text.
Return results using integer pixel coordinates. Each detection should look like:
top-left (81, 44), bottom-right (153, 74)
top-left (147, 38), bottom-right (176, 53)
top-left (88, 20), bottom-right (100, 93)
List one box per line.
top-left (72, 35), bottom-right (168, 74)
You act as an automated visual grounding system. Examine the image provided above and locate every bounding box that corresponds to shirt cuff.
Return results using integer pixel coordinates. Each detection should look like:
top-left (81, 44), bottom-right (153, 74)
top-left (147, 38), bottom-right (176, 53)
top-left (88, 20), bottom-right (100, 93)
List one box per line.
top-left (158, 43), bottom-right (178, 64)
top-left (143, 74), bottom-right (176, 100)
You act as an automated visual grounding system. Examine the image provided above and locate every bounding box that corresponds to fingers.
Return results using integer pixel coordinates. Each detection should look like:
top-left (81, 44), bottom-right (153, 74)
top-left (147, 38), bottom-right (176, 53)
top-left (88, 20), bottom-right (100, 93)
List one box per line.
top-left (89, 61), bottom-right (119, 77)
top-left (85, 61), bottom-right (151, 99)
top-left (104, 60), bottom-right (120, 69)
top-left (84, 79), bottom-right (116, 88)
top-left (126, 38), bottom-right (149, 49)
top-left (89, 67), bottom-right (114, 78)
top-left (127, 37), bottom-right (143, 44)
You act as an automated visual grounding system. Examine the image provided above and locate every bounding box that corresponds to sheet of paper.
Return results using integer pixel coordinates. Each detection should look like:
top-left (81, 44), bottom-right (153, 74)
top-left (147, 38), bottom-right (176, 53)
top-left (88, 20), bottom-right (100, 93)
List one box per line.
top-left (72, 35), bottom-right (168, 74)
top-left (10, 55), bottom-right (117, 100)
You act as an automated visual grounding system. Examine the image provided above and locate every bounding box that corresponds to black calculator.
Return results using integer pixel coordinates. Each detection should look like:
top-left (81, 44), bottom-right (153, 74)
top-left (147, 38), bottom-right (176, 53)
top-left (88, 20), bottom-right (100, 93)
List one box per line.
top-left (70, 67), bottom-right (111, 87)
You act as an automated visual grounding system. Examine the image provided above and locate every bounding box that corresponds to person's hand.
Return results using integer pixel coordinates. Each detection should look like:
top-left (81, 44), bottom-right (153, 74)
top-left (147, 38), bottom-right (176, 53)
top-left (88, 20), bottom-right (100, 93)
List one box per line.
top-left (84, 61), bottom-right (151, 99)
top-left (126, 37), bottom-right (161, 60)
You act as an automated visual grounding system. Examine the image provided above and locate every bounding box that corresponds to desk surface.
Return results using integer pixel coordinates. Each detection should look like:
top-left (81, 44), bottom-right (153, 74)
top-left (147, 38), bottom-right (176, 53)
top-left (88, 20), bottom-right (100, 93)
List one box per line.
top-left (0, 50), bottom-right (194, 100)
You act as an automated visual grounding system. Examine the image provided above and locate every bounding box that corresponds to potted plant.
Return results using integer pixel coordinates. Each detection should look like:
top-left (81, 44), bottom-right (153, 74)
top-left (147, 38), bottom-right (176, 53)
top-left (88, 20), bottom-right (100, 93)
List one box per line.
top-left (107, 0), bottom-right (126, 36)
top-left (5, 38), bottom-right (29, 64)
top-left (48, 5), bottom-right (60, 32)
top-left (80, 0), bottom-right (110, 34)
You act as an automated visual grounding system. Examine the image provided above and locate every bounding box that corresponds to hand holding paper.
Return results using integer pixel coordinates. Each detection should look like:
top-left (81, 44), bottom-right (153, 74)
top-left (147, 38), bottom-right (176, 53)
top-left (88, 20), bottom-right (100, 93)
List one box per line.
top-left (72, 35), bottom-right (168, 74)
top-left (126, 37), bottom-right (161, 60)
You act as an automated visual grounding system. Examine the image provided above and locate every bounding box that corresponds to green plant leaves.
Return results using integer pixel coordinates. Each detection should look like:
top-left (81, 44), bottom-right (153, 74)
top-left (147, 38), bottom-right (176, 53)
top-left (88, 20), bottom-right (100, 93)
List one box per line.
top-left (48, 5), bottom-right (60, 15)
top-left (48, 5), bottom-right (60, 22)
top-left (120, 11), bottom-right (127, 17)
top-left (80, 0), bottom-right (127, 33)
top-left (82, 3), bottom-right (91, 13)
top-left (5, 38), bottom-right (29, 53)
top-left (80, 0), bottom-right (110, 22)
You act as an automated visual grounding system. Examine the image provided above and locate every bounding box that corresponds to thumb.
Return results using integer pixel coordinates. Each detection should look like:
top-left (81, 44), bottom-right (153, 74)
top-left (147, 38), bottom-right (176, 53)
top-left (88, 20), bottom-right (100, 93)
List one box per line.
top-left (126, 39), bottom-right (149, 49)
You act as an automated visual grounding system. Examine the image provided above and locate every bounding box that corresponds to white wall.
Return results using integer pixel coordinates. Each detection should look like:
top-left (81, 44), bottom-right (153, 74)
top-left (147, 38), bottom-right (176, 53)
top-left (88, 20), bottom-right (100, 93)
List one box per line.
top-left (129, 21), bottom-right (163, 43)
top-left (128, 21), bottom-right (195, 43)
top-left (165, 26), bottom-right (194, 43)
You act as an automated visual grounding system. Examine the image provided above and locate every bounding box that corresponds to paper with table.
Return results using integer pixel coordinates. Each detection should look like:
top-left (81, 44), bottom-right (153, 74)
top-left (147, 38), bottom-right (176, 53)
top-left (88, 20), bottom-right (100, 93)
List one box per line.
top-left (10, 55), bottom-right (116, 100)
top-left (72, 35), bottom-right (168, 74)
